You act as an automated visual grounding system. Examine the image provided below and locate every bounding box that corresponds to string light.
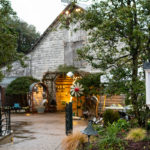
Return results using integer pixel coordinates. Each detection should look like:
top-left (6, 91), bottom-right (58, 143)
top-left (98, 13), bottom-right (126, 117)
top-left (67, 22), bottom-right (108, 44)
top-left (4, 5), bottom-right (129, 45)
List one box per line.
top-left (76, 8), bottom-right (81, 12)
top-left (65, 10), bottom-right (69, 15)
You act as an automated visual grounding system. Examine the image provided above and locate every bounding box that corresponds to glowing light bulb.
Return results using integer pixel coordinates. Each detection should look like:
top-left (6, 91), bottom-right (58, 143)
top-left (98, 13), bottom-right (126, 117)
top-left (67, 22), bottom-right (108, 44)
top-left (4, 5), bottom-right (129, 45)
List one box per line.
top-left (65, 10), bottom-right (69, 15)
top-left (76, 8), bottom-right (81, 12)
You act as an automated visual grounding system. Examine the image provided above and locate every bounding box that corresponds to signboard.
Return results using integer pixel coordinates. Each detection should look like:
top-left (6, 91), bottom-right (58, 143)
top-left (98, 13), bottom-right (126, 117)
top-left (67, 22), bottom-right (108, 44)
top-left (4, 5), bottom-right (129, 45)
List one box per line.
top-left (145, 71), bottom-right (150, 107)
top-left (144, 62), bottom-right (150, 107)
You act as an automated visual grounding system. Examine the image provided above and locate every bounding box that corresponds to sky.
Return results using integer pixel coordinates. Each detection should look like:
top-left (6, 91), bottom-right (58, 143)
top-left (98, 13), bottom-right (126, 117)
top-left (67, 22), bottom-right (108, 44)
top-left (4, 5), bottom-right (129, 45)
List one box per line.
top-left (9, 0), bottom-right (65, 34)
top-left (9, 0), bottom-right (92, 34)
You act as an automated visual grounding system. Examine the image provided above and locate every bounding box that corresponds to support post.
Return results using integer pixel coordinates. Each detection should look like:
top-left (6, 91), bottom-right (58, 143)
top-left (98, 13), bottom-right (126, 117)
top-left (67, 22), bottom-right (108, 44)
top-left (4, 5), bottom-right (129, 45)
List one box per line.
top-left (0, 107), bottom-right (2, 136)
top-left (66, 102), bottom-right (73, 135)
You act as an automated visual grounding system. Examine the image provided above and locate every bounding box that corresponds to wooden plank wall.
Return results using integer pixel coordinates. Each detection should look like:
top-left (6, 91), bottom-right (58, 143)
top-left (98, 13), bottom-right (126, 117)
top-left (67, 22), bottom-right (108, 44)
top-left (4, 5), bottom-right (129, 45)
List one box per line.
top-left (98, 95), bottom-right (125, 113)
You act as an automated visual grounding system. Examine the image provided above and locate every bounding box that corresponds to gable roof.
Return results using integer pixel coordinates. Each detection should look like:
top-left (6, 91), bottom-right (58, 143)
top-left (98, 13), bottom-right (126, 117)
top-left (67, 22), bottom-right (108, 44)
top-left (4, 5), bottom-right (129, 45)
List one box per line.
top-left (27, 3), bottom-right (85, 54)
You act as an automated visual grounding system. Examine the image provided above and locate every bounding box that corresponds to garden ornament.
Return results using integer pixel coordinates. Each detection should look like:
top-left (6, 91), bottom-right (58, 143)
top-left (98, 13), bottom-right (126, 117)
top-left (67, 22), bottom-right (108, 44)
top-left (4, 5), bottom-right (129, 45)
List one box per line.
top-left (70, 82), bottom-right (84, 116)
top-left (70, 82), bottom-right (84, 97)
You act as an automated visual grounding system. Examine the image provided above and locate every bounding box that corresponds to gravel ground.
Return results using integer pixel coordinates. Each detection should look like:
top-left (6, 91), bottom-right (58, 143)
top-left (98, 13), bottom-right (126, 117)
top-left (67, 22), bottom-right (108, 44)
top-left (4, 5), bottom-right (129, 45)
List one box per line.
top-left (0, 112), bottom-right (87, 150)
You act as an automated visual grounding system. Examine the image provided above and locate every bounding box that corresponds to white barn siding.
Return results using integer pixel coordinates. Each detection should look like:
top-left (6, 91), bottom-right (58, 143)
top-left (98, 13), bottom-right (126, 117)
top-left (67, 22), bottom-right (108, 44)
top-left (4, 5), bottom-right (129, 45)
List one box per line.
top-left (1, 21), bottom-right (90, 80)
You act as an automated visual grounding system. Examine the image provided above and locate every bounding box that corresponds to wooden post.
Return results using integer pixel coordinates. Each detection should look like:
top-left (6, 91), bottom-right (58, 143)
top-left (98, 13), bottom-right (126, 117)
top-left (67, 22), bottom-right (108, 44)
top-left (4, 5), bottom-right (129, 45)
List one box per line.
top-left (103, 95), bottom-right (107, 111)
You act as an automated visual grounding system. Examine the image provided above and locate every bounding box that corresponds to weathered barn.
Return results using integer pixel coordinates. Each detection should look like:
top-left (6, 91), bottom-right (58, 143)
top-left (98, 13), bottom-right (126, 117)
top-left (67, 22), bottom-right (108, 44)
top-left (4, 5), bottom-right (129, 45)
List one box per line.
top-left (1, 3), bottom-right (125, 114)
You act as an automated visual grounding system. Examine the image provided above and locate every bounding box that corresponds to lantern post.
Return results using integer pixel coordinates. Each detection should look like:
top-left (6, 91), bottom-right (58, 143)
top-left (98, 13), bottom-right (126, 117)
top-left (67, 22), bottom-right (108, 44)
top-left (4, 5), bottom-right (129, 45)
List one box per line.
top-left (65, 72), bottom-right (74, 135)
top-left (81, 121), bottom-right (98, 143)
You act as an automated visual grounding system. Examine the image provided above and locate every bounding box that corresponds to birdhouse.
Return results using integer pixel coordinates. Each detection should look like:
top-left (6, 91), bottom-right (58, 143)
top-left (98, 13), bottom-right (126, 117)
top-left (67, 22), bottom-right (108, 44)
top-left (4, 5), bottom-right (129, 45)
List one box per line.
top-left (144, 62), bottom-right (150, 108)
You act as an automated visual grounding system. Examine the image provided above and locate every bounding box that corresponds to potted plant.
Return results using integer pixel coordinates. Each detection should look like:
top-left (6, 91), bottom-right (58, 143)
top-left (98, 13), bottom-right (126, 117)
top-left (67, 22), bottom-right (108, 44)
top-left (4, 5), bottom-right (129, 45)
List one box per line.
top-left (36, 99), bottom-right (48, 113)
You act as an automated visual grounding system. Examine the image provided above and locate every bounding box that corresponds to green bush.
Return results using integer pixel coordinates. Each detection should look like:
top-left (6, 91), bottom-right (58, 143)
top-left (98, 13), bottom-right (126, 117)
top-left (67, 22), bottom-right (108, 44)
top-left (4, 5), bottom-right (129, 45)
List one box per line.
top-left (6, 76), bottom-right (39, 106)
top-left (116, 119), bottom-right (130, 131)
top-left (129, 118), bottom-right (139, 128)
top-left (6, 76), bottom-right (39, 95)
top-left (99, 122), bottom-right (125, 150)
top-left (147, 120), bottom-right (150, 130)
top-left (103, 109), bottom-right (120, 126)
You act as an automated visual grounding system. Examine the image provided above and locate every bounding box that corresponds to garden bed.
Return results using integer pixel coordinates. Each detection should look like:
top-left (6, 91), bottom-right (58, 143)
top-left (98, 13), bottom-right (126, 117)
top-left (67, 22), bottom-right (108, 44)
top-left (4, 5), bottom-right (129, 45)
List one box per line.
top-left (125, 140), bottom-right (150, 150)
top-left (82, 140), bottom-right (150, 150)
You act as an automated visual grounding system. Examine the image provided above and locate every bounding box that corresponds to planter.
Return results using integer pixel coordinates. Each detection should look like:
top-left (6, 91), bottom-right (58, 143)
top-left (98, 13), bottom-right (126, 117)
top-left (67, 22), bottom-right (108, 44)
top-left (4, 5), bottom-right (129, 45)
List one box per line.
top-left (36, 107), bottom-right (45, 113)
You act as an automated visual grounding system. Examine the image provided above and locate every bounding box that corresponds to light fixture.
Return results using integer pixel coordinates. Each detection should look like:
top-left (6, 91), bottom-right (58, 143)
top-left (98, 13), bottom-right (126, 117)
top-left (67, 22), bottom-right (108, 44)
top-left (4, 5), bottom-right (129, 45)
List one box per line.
top-left (65, 10), bottom-right (69, 15)
top-left (67, 71), bottom-right (74, 78)
top-left (76, 8), bottom-right (81, 12)
top-left (81, 121), bottom-right (98, 143)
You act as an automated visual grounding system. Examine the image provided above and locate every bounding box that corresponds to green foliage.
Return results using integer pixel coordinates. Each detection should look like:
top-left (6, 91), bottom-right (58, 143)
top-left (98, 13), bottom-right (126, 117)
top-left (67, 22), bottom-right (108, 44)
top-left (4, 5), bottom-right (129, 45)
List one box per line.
top-left (116, 119), bottom-right (130, 131)
top-left (103, 110), bottom-right (120, 126)
top-left (11, 18), bottom-right (40, 53)
top-left (129, 119), bottom-right (139, 128)
top-left (6, 76), bottom-right (39, 95)
top-left (127, 94), bottom-right (150, 127)
top-left (60, 0), bottom-right (150, 127)
top-left (76, 73), bottom-right (102, 96)
top-left (126, 128), bottom-right (147, 142)
top-left (0, 0), bottom-right (40, 81)
top-left (57, 65), bottom-right (78, 73)
top-left (0, 0), bottom-right (17, 80)
top-left (93, 124), bottom-right (105, 135)
top-left (147, 119), bottom-right (150, 131)
top-left (98, 122), bottom-right (125, 150)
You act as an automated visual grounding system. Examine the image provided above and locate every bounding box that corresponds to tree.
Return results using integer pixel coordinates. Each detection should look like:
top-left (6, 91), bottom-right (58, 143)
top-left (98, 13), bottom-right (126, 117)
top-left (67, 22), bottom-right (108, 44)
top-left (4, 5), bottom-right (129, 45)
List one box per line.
top-left (0, 0), bottom-right (40, 81)
top-left (0, 0), bottom-right (19, 80)
top-left (76, 73), bottom-right (102, 96)
top-left (11, 19), bottom-right (40, 53)
top-left (61, 0), bottom-right (150, 126)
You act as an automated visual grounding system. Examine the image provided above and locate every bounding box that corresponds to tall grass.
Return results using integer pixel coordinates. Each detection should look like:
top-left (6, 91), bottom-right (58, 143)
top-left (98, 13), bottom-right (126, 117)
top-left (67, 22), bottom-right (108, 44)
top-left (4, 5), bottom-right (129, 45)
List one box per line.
top-left (126, 128), bottom-right (146, 142)
top-left (62, 132), bottom-right (87, 150)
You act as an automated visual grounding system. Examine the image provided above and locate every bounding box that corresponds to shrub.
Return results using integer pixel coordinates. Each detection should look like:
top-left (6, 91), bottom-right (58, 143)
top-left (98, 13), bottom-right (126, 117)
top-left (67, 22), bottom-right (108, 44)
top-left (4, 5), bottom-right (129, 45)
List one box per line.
top-left (99, 122), bottom-right (125, 150)
top-left (126, 128), bottom-right (146, 142)
top-left (62, 132), bottom-right (87, 150)
top-left (116, 119), bottom-right (130, 131)
top-left (129, 118), bottom-right (139, 128)
top-left (6, 76), bottom-right (39, 95)
top-left (5, 76), bottom-right (39, 106)
top-left (76, 73), bottom-right (102, 96)
top-left (103, 109), bottom-right (120, 126)
top-left (147, 119), bottom-right (150, 131)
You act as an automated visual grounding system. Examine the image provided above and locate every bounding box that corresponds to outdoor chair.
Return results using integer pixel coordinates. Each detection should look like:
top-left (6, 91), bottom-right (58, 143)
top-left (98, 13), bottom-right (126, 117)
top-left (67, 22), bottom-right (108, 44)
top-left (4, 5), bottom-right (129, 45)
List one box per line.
top-left (13, 103), bottom-right (21, 112)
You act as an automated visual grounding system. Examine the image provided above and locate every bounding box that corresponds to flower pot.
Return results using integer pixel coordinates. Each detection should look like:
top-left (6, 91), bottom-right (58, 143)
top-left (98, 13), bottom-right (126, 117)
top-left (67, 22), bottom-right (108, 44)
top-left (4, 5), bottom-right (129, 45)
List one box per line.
top-left (36, 107), bottom-right (45, 113)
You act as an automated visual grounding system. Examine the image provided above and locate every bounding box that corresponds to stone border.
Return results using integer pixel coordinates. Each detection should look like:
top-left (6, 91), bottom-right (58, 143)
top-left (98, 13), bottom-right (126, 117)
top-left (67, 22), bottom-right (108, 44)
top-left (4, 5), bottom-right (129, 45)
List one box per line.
top-left (0, 131), bottom-right (13, 145)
